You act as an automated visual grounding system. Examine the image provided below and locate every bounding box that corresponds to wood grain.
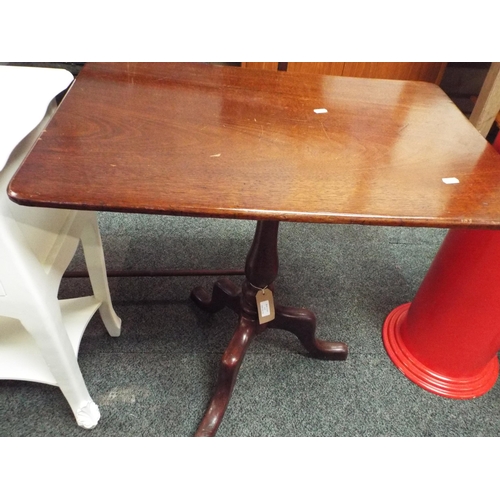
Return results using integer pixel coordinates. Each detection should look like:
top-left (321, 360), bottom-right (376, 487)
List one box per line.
top-left (342, 62), bottom-right (446, 84)
top-left (241, 62), bottom-right (279, 71)
top-left (243, 62), bottom-right (446, 83)
top-left (469, 62), bottom-right (500, 137)
top-left (9, 62), bottom-right (500, 228)
top-left (287, 62), bottom-right (345, 76)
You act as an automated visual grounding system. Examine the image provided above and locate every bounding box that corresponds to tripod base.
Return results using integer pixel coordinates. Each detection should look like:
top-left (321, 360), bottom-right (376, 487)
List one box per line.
top-left (191, 220), bottom-right (347, 436)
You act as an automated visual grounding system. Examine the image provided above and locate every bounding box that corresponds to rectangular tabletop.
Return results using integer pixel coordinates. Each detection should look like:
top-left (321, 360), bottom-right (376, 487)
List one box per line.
top-left (8, 62), bottom-right (500, 228)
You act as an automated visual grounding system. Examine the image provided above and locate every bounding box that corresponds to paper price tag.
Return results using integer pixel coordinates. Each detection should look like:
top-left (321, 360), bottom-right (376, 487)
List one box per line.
top-left (256, 288), bottom-right (275, 324)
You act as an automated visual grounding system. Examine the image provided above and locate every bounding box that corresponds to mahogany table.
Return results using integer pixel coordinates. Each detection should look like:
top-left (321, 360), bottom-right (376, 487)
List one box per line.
top-left (8, 63), bottom-right (500, 436)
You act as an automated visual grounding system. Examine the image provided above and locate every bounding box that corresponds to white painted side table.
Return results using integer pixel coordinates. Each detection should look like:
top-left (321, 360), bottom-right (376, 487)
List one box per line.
top-left (0, 65), bottom-right (122, 429)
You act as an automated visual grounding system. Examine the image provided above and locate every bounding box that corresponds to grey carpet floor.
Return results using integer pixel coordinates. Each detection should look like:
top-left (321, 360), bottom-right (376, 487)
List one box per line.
top-left (2, 213), bottom-right (500, 437)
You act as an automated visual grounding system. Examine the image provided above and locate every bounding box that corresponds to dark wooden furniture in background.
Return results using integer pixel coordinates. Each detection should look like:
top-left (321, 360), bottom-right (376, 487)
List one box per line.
top-left (241, 62), bottom-right (447, 84)
top-left (9, 63), bottom-right (500, 436)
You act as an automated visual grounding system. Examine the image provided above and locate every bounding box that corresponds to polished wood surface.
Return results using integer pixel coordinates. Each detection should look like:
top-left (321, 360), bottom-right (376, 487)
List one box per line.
top-left (9, 62), bottom-right (500, 228)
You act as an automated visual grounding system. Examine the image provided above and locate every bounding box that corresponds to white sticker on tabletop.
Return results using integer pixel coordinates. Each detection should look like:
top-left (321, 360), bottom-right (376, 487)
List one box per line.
top-left (442, 177), bottom-right (460, 184)
top-left (314, 108), bottom-right (328, 114)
